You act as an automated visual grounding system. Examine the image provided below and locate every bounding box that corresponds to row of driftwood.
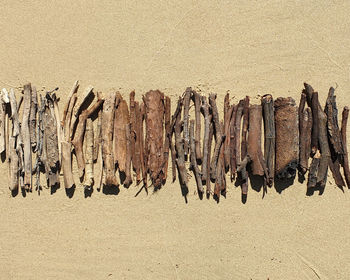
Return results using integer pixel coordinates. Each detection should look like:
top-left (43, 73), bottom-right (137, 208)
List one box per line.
top-left (1, 82), bottom-right (349, 199)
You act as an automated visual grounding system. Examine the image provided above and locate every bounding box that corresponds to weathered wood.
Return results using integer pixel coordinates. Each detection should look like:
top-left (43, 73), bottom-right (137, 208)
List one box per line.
top-left (143, 90), bottom-right (166, 188)
top-left (29, 86), bottom-right (38, 150)
top-left (223, 105), bottom-right (234, 172)
top-left (190, 120), bottom-right (203, 194)
top-left (234, 100), bottom-right (244, 177)
top-left (124, 123), bottom-right (132, 187)
top-left (274, 97), bottom-right (299, 179)
top-left (206, 119), bottom-right (213, 194)
top-left (8, 89), bottom-right (22, 144)
top-left (0, 95), bottom-right (5, 154)
top-left (113, 93), bottom-right (130, 175)
top-left (94, 109), bottom-right (103, 191)
top-left (22, 83), bottom-right (32, 190)
top-left (241, 96), bottom-right (249, 160)
top-left (139, 102), bottom-right (147, 188)
top-left (61, 80), bottom-right (79, 130)
top-left (129, 91), bottom-right (141, 181)
top-left (214, 121), bottom-right (226, 197)
top-left (162, 96), bottom-right (171, 181)
top-left (311, 92), bottom-right (319, 156)
top-left (83, 118), bottom-right (94, 189)
top-left (34, 95), bottom-right (45, 191)
top-left (229, 104), bottom-right (237, 181)
top-left (307, 150), bottom-right (320, 188)
top-left (9, 135), bottom-right (19, 191)
top-left (262, 94), bottom-right (275, 183)
top-left (201, 96), bottom-right (210, 184)
top-left (341, 107), bottom-right (350, 187)
top-left (102, 92), bottom-right (117, 186)
top-left (247, 105), bottom-right (265, 176)
top-left (237, 155), bottom-right (251, 195)
top-left (299, 108), bottom-right (312, 174)
top-left (182, 87), bottom-right (191, 159)
top-left (192, 90), bottom-right (202, 162)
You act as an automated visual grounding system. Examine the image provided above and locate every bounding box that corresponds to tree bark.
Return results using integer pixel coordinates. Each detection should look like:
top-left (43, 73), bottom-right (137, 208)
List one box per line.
top-left (274, 97), bottom-right (299, 179)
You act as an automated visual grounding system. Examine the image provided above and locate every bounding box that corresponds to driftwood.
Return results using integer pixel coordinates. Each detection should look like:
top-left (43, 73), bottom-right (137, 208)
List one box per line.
top-left (102, 92), bottom-right (117, 186)
top-left (124, 123), bottom-right (132, 187)
top-left (233, 100), bottom-right (244, 179)
top-left (162, 96), bottom-right (171, 180)
top-left (341, 107), bottom-right (350, 187)
top-left (241, 96), bottom-right (249, 160)
top-left (311, 92), bottom-right (319, 156)
top-left (214, 121), bottom-right (226, 197)
top-left (113, 93), bottom-right (130, 176)
top-left (247, 105), bottom-right (265, 176)
top-left (182, 87), bottom-right (191, 159)
top-left (140, 102), bottom-right (147, 188)
top-left (209, 94), bottom-right (225, 180)
top-left (22, 83), bottom-right (32, 190)
top-left (51, 93), bottom-right (62, 166)
top-left (262, 94), bottom-right (275, 184)
top-left (229, 104), bottom-right (237, 180)
top-left (274, 97), bottom-right (299, 179)
top-left (29, 86), bottom-right (38, 151)
top-left (9, 135), bottom-right (19, 191)
top-left (129, 91), bottom-right (141, 182)
top-left (189, 120), bottom-right (203, 194)
top-left (143, 90), bottom-right (166, 189)
top-left (192, 90), bottom-right (202, 162)
top-left (307, 150), bottom-right (320, 188)
top-left (83, 118), bottom-right (94, 189)
top-left (201, 96), bottom-right (210, 184)
top-left (237, 155), bottom-right (251, 195)
top-left (223, 105), bottom-right (234, 172)
top-left (207, 120), bottom-right (214, 194)
top-left (0, 94), bottom-right (5, 154)
top-left (9, 89), bottom-right (22, 144)
top-left (62, 80), bottom-right (79, 141)
top-left (94, 109), bottom-right (103, 191)
top-left (299, 108), bottom-right (312, 175)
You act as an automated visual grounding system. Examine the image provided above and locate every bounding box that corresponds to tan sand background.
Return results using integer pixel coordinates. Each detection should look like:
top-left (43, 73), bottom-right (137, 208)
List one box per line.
top-left (1, 1), bottom-right (350, 279)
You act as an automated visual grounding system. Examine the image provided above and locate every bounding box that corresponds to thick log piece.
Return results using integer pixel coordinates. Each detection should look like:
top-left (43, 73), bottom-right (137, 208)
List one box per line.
top-left (189, 120), bottom-right (204, 194)
top-left (262, 94), bottom-right (275, 183)
top-left (143, 90), bottom-right (166, 189)
top-left (274, 97), bottom-right (299, 179)
top-left (30, 86), bottom-right (38, 151)
top-left (22, 83), bottom-right (32, 190)
top-left (182, 87), bottom-right (192, 159)
top-left (113, 93), bottom-right (130, 176)
top-left (201, 96), bottom-right (210, 184)
top-left (209, 94), bottom-right (225, 181)
top-left (102, 92), bottom-right (117, 186)
top-left (192, 90), bottom-right (202, 162)
top-left (83, 118), bottom-right (94, 189)
top-left (341, 107), bottom-right (350, 187)
top-left (247, 105), bottom-right (265, 176)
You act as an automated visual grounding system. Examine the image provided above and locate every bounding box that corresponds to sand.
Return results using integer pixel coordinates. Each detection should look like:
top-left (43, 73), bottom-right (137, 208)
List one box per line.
top-left (1, 1), bottom-right (350, 279)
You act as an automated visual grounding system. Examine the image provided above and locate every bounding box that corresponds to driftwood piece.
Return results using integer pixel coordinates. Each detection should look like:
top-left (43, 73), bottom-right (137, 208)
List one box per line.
top-left (124, 123), bottom-right (132, 187)
top-left (102, 92), bottom-right (117, 186)
top-left (307, 150), bottom-right (320, 188)
top-left (9, 135), bottom-right (19, 191)
top-left (52, 93), bottom-right (62, 166)
top-left (209, 94), bottom-right (225, 180)
top-left (223, 105), bottom-right (234, 172)
top-left (299, 108), bottom-right (312, 174)
top-left (237, 155), bottom-right (251, 195)
top-left (192, 90), bottom-right (202, 162)
top-left (129, 91), bottom-right (141, 182)
top-left (22, 83), bottom-right (32, 190)
top-left (241, 96), bottom-right (249, 160)
top-left (190, 120), bottom-right (203, 194)
top-left (229, 104), bottom-right (237, 180)
top-left (201, 96), bottom-right (210, 184)
top-left (29, 86), bottom-right (38, 150)
top-left (162, 96), bottom-right (171, 181)
top-left (143, 90), bottom-right (166, 189)
top-left (140, 102), bottom-right (147, 188)
top-left (233, 100), bottom-right (244, 178)
top-left (311, 92), bottom-right (319, 156)
top-left (72, 97), bottom-right (104, 179)
top-left (274, 97), bottom-right (299, 179)
top-left (262, 94), bottom-right (275, 183)
top-left (341, 107), bottom-right (350, 187)
top-left (62, 80), bottom-right (79, 141)
top-left (0, 96), bottom-right (5, 154)
top-left (9, 89), bottom-right (22, 144)
top-left (247, 105), bottom-right (265, 176)
top-left (113, 93), bottom-right (130, 175)
top-left (170, 97), bottom-right (183, 183)
top-left (94, 109), bottom-right (103, 191)
top-left (83, 118), bottom-right (94, 189)
top-left (214, 121), bottom-right (226, 197)
top-left (182, 87), bottom-right (191, 159)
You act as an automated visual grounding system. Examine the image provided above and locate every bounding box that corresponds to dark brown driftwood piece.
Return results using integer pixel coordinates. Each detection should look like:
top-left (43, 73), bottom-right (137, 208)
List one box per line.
top-left (341, 107), bottom-right (350, 187)
top-left (182, 87), bottom-right (191, 160)
top-left (274, 97), bottom-right (299, 179)
top-left (190, 120), bottom-right (203, 194)
top-left (201, 96), bottom-right (210, 185)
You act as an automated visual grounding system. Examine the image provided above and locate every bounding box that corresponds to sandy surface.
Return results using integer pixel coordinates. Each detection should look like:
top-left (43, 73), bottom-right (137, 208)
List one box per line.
top-left (1, 1), bottom-right (350, 279)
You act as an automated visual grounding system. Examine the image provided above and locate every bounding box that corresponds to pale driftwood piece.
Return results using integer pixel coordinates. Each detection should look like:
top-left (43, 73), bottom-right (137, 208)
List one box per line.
top-left (62, 81), bottom-right (79, 141)
top-left (274, 97), bottom-right (299, 179)
top-left (22, 83), bottom-right (32, 190)
top-left (9, 135), bottom-right (19, 191)
top-left (113, 93), bottom-right (130, 175)
top-left (223, 105), bottom-right (234, 172)
top-left (52, 93), bottom-right (62, 166)
top-left (34, 95), bottom-right (45, 192)
top-left (341, 107), bottom-right (350, 187)
top-left (124, 123), bottom-right (132, 187)
top-left (94, 109), bottom-right (103, 191)
top-left (209, 94), bottom-right (225, 181)
top-left (247, 105), bottom-right (264, 176)
top-left (70, 85), bottom-right (94, 140)
top-left (29, 86), bottom-right (38, 150)
top-left (61, 80), bottom-right (79, 128)
top-left (262, 94), bottom-right (275, 184)
top-left (0, 97), bottom-right (5, 154)
top-left (182, 87), bottom-right (191, 159)
top-left (72, 97), bottom-right (104, 179)
top-left (1, 88), bottom-right (10, 103)
top-left (207, 120), bottom-right (213, 194)
top-left (229, 104), bottom-right (237, 181)
top-left (201, 96), bottom-right (210, 184)
top-left (170, 97), bottom-right (183, 183)
top-left (241, 96), bottom-right (249, 160)
top-left (8, 89), bottom-right (22, 144)
top-left (83, 118), bottom-right (94, 189)
top-left (299, 108), bottom-right (312, 175)
top-left (162, 96), bottom-right (171, 181)
top-left (102, 92), bottom-right (117, 186)
top-left (143, 90), bottom-right (166, 189)
top-left (192, 90), bottom-right (202, 162)
top-left (190, 120), bottom-right (204, 194)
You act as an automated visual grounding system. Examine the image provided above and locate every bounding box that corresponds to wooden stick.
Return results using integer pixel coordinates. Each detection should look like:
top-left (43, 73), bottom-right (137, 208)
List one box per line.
top-left (274, 97), bottom-right (299, 179)
top-left (201, 96), bottom-right (210, 184)
top-left (34, 95), bottom-right (45, 192)
top-left (341, 107), bottom-right (350, 187)
top-left (311, 92), bottom-right (319, 156)
top-left (307, 150), bottom-right (320, 188)
top-left (229, 104), bottom-right (237, 180)
top-left (170, 98), bottom-right (182, 183)
top-left (190, 120), bottom-right (204, 194)
top-left (192, 90), bottom-right (202, 162)
top-left (0, 96), bottom-right (5, 154)
top-left (51, 93), bottom-right (62, 167)
top-left (143, 90), bottom-right (166, 188)
top-left (72, 97), bottom-right (104, 179)
top-left (113, 93), bottom-right (130, 175)
top-left (139, 102), bottom-right (147, 189)
top-left (9, 135), bottom-right (19, 191)
top-left (94, 109), bottom-right (103, 191)
top-left (129, 91), bottom-right (140, 181)
top-left (207, 119), bottom-right (213, 194)
top-left (299, 108), bottom-right (312, 174)
top-left (8, 89), bottom-right (22, 143)
top-left (233, 100), bottom-right (244, 178)
top-left (124, 123), bottom-right (132, 187)
top-left (247, 105), bottom-right (264, 176)
top-left (182, 87), bottom-right (192, 159)
top-left (29, 86), bottom-right (38, 151)
top-left (61, 80), bottom-right (79, 129)
top-left (83, 118), bottom-right (94, 189)
top-left (262, 94), bottom-right (275, 183)
top-left (237, 155), bottom-right (251, 195)
top-left (223, 105), bottom-right (234, 172)
top-left (215, 121), bottom-right (226, 197)
top-left (22, 83), bottom-right (32, 190)
top-left (102, 92), bottom-right (117, 186)
top-left (162, 96), bottom-right (171, 181)
top-left (241, 96), bottom-right (250, 160)
top-left (209, 93), bottom-right (225, 180)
